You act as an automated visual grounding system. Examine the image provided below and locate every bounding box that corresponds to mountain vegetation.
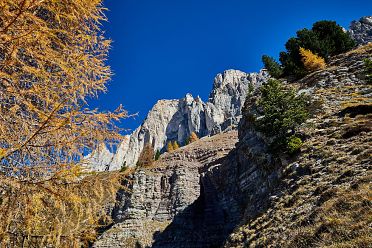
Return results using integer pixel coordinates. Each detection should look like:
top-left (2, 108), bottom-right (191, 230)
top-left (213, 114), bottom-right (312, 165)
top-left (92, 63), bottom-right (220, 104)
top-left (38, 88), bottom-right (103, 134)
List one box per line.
top-left (173, 141), bottom-right (180, 150)
top-left (251, 79), bottom-right (309, 153)
top-left (261, 55), bottom-right (283, 78)
top-left (137, 143), bottom-right (155, 167)
top-left (186, 132), bottom-right (200, 145)
top-left (299, 47), bottom-right (326, 72)
top-left (263, 20), bottom-right (356, 79)
top-left (0, 0), bottom-right (126, 246)
top-left (0, 1), bottom-right (370, 247)
top-left (365, 58), bottom-right (372, 83)
top-left (166, 140), bottom-right (181, 152)
top-left (155, 150), bottom-right (161, 160)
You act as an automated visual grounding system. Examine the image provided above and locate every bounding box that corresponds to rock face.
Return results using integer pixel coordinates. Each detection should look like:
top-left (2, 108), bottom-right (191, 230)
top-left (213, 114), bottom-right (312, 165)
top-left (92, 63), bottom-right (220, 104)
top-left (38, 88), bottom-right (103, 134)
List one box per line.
top-left (92, 17), bottom-right (371, 247)
top-left (84, 143), bottom-right (114, 172)
top-left (94, 44), bottom-right (371, 247)
top-left (93, 131), bottom-right (239, 248)
top-left (88, 69), bottom-right (268, 170)
top-left (87, 13), bottom-right (372, 172)
top-left (349, 16), bottom-right (372, 45)
top-left (224, 43), bottom-right (372, 248)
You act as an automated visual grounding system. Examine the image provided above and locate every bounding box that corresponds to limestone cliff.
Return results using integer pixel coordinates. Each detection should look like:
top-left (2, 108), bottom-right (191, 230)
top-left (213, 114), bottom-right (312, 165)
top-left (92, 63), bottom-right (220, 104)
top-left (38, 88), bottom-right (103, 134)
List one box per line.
top-left (93, 131), bottom-right (239, 247)
top-left (91, 15), bottom-right (372, 247)
top-left (93, 42), bottom-right (371, 247)
top-left (87, 16), bottom-right (371, 172)
top-left (349, 16), bottom-right (372, 45)
top-left (87, 69), bottom-right (268, 170)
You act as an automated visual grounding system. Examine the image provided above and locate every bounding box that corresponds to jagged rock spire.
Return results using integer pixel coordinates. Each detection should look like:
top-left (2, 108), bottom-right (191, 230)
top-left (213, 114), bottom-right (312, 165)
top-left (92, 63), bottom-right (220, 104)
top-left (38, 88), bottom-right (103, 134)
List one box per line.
top-left (87, 69), bottom-right (268, 170)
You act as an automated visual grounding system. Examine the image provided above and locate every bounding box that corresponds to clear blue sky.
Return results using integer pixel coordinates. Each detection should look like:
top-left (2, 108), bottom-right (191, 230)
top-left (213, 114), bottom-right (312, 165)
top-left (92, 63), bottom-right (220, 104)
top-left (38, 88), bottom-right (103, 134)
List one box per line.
top-left (89, 0), bottom-right (372, 132)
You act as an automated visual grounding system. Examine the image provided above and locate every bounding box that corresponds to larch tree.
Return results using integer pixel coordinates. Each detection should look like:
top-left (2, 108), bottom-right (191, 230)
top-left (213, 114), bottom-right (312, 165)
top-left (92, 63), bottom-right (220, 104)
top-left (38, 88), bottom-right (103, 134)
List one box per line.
top-left (299, 47), bottom-right (326, 72)
top-left (137, 143), bottom-right (155, 167)
top-left (167, 141), bottom-right (174, 152)
top-left (173, 141), bottom-right (180, 150)
top-left (0, 0), bottom-right (126, 246)
top-left (186, 132), bottom-right (199, 145)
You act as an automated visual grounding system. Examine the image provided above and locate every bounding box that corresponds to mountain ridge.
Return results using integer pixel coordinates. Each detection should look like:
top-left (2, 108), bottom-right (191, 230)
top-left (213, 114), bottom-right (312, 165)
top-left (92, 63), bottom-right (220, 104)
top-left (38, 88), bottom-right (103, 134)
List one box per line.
top-left (92, 16), bottom-right (371, 247)
top-left (87, 15), bottom-right (372, 172)
top-left (93, 42), bottom-right (372, 248)
top-left (87, 69), bottom-right (268, 171)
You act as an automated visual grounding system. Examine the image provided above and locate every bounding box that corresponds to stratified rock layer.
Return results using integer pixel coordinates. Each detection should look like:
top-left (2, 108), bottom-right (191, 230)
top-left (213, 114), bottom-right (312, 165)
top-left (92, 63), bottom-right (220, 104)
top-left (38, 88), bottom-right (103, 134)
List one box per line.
top-left (93, 131), bottom-right (239, 247)
top-left (94, 44), bottom-right (371, 247)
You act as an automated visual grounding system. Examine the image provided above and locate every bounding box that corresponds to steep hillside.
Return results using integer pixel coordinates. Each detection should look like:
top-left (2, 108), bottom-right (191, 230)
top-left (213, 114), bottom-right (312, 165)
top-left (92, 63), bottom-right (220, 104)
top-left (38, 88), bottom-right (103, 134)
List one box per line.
top-left (94, 131), bottom-right (239, 247)
top-left (93, 42), bottom-right (371, 247)
top-left (224, 43), bottom-right (372, 248)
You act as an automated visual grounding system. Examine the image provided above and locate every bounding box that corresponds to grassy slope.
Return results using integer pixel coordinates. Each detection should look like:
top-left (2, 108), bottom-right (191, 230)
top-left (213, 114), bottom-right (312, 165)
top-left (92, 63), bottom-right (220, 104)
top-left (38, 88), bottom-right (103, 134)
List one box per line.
top-left (225, 45), bottom-right (372, 248)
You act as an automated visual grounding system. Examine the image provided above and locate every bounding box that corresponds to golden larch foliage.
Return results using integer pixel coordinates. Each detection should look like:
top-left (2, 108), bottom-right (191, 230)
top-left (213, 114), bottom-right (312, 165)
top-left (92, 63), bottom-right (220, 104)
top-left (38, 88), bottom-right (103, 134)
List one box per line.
top-left (299, 47), bottom-right (326, 72)
top-left (137, 143), bottom-right (154, 167)
top-left (0, 0), bottom-right (127, 246)
top-left (188, 132), bottom-right (199, 144)
top-left (173, 141), bottom-right (180, 150)
top-left (167, 141), bottom-right (174, 152)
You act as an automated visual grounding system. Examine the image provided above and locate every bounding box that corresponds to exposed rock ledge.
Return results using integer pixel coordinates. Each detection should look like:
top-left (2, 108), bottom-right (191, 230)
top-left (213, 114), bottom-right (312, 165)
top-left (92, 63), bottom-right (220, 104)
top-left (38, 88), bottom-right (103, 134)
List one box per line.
top-left (93, 131), bottom-right (239, 248)
top-left (94, 43), bottom-right (371, 248)
top-left (349, 16), bottom-right (372, 45)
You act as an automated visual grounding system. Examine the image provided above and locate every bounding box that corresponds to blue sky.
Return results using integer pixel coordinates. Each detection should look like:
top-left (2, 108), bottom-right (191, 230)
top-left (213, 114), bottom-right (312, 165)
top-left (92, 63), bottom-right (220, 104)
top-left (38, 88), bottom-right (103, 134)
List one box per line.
top-left (89, 0), bottom-right (372, 132)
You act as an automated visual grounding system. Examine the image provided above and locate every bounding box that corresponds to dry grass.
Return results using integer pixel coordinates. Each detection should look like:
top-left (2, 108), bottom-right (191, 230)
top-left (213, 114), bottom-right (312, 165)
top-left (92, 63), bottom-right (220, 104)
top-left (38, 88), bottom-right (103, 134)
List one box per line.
top-left (225, 46), bottom-right (372, 248)
top-left (288, 179), bottom-right (372, 248)
top-left (345, 43), bottom-right (372, 55)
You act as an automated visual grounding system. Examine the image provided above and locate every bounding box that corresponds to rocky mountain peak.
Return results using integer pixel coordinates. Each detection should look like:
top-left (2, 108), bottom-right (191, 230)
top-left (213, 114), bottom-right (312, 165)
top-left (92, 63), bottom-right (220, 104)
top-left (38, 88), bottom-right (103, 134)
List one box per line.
top-left (349, 15), bottom-right (372, 45)
top-left (90, 16), bottom-right (371, 247)
top-left (94, 41), bottom-right (372, 248)
top-left (87, 14), bottom-right (370, 172)
top-left (87, 69), bottom-right (268, 170)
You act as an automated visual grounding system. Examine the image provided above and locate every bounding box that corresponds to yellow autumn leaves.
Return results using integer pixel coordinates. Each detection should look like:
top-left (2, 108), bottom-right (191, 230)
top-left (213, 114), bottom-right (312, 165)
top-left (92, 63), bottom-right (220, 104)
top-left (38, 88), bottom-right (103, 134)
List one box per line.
top-left (0, 0), bottom-right (126, 179)
top-left (0, 0), bottom-right (127, 246)
top-left (166, 132), bottom-right (199, 152)
top-left (0, 148), bottom-right (6, 159)
top-left (299, 47), bottom-right (326, 72)
top-left (167, 141), bottom-right (179, 152)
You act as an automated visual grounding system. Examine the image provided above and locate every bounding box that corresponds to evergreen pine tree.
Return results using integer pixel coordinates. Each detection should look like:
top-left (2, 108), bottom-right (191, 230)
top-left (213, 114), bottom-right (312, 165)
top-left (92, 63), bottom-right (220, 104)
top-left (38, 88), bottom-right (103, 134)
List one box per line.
top-left (155, 150), bottom-right (161, 160)
top-left (262, 55), bottom-right (283, 78)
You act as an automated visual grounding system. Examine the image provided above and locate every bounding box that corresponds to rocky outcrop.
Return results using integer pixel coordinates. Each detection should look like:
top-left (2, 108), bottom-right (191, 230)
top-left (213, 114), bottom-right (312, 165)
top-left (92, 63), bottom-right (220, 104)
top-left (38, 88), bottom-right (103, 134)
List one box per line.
top-left (88, 69), bottom-right (268, 170)
top-left (94, 44), bottom-right (371, 247)
top-left (349, 16), bottom-right (372, 45)
top-left (87, 15), bottom-right (372, 172)
top-left (223, 43), bottom-right (372, 247)
top-left (93, 131), bottom-right (238, 247)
